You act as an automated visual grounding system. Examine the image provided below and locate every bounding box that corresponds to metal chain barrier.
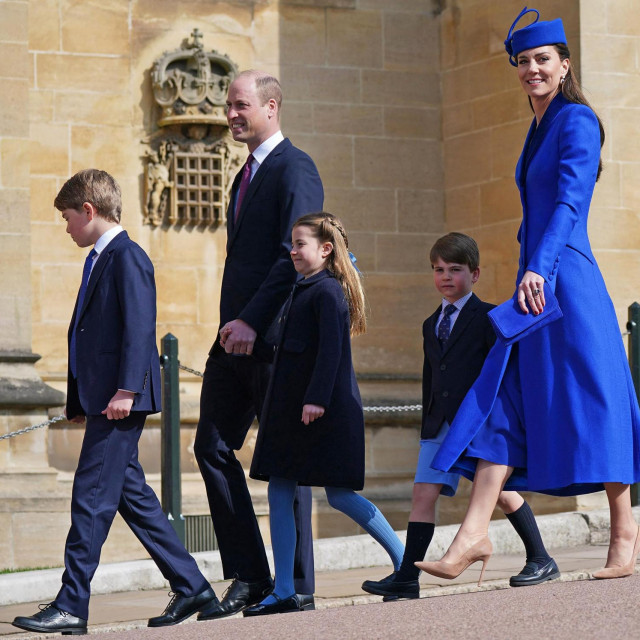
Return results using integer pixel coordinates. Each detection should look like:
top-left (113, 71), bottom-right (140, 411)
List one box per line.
top-left (1, 314), bottom-right (631, 443)
top-left (178, 363), bottom-right (204, 378)
top-left (1, 365), bottom-right (421, 442)
top-left (363, 404), bottom-right (422, 412)
top-left (178, 363), bottom-right (422, 412)
top-left (0, 414), bottom-right (66, 442)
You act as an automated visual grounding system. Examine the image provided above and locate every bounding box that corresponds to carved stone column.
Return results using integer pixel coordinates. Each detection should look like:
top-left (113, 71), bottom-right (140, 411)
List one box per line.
top-left (0, 0), bottom-right (66, 568)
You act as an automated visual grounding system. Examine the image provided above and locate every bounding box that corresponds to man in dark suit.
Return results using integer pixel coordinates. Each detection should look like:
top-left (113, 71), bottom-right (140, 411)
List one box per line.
top-left (13, 169), bottom-right (217, 636)
top-left (194, 71), bottom-right (323, 620)
top-left (362, 233), bottom-right (558, 601)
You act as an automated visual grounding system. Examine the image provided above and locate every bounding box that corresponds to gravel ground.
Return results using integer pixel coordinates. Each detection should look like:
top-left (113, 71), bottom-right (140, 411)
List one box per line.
top-left (10, 573), bottom-right (632, 640)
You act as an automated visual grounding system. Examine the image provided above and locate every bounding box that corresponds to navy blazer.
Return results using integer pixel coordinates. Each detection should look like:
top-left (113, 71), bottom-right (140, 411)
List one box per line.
top-left (217, 138), bottom-right (324, 343)
top-left (421, 293), bottom-right (496, 439)
top-left (66, 231), bottom-right (161, 419)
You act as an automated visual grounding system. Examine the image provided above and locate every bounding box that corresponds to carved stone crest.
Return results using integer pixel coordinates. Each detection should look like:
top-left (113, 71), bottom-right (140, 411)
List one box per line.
top-left (143, 29), bottom-right (244, 228)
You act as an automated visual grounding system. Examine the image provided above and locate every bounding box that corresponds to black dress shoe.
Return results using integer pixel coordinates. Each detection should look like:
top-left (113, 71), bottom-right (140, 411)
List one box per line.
top-left (509, 558), bottom-right (561, 587)
top-left (197, 577), bottom-right (274, 620)
top-left (12, 603), bottom-right (87, 635)
top-left (362, 571), bottom-right (420, 600)
top-left (296, 593), bottom-right (316, 611)
top-left (148, 586), bottom-right (218, 627)
top-left (243, 593), bottom-right (302, 617)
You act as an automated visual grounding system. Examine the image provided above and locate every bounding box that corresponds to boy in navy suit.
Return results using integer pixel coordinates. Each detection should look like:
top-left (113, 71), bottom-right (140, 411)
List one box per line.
top-left (362, 232), bottom-right (558, 600)
top-left (13, 169), bottom-right (217, 636)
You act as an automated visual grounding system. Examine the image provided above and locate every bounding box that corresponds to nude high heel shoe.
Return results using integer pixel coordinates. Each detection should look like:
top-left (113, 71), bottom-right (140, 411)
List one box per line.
top-left (415, 536), bottom-right (493, 587)
top-left (593, 525), bottom-right (640, 579)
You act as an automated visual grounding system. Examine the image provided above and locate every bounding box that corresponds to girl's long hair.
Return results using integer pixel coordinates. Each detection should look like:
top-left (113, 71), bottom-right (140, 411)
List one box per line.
top-left (293, 212), bottom-right (367, 336)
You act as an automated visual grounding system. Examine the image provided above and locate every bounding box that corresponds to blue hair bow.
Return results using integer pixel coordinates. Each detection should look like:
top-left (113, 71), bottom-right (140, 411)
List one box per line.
top-left (349, 251), bottom-right (361, 274)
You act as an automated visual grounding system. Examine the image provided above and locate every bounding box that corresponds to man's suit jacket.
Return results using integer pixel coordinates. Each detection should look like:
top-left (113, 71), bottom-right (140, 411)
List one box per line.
top-left (66, 231), bottom-right (161, 419)
top-left (217, 138), bottom-right (324, 344)
top-left (421, 293), bottom-right (496, 439)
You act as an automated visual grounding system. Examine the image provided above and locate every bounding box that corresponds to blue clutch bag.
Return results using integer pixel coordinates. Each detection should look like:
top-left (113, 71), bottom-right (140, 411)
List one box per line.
top-left (488, 282), bottom-right (563, 346)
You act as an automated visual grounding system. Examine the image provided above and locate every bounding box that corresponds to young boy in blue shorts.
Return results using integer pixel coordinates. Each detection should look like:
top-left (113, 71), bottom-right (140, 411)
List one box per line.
top-left (362, 232), bottom-right (559, 599)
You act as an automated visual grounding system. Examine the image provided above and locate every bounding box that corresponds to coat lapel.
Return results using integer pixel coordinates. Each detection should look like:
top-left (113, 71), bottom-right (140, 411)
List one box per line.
top-left (516, 94), bottom-right (567, 262)
top-left (516, 119), bottom-right (537, 190)
top-left (77, 231), bottom-right (129, 323)
top-left (227, 139), bottom-right (290, 249)
top-left (518, 93), bottom-right (567, 187)
top-left (424, 306), bottom-right (441, 354)
top-left (226, 171), bottom-right (242, 234)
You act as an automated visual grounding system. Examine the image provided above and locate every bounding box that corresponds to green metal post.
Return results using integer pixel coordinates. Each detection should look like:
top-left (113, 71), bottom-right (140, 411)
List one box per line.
top-left (160, 333), bottom-right (185, 542)
top-left (627, 303), bottom-right (640, 506)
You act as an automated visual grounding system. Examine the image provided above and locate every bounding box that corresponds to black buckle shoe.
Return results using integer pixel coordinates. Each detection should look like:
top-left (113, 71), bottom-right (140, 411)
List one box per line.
top-left (197, 577), bottom-right (274, 620)
top-left (12, 603), bottom-right (88, 636)
top-left (243, 593), bottom-right (302, 617)
top-left (148, 586), bottom-right (218, 627)
top-left (362, 571), bottom-right (420, 600)
top-left (509, 558), bottom-right (561, 587)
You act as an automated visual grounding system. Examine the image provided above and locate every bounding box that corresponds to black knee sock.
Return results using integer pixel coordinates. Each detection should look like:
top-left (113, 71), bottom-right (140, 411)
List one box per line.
top-left (395, 521), bottom-right (435, 581)
top-left (505, 500), bottom-right (551, 566)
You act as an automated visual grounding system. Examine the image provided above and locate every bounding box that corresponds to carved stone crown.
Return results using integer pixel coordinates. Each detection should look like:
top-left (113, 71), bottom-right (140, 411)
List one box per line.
top-left (151, 28), bottom-right (237, 127)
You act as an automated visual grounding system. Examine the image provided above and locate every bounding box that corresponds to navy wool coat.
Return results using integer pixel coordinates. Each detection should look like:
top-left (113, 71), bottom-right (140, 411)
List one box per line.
top-left (250, 270), bottom-right (365, 490)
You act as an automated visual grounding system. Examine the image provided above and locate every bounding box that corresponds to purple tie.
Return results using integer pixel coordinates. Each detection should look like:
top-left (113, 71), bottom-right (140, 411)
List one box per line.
top-left (234, 154), bottom-right (254, 222)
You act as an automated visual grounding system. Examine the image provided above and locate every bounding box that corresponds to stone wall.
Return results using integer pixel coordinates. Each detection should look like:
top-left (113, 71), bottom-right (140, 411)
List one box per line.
top-left (29, 0), bottom-right (443, 387)
top-left (30, 0), bottom-right (146, 382)
top-left (278, 0), bottom-right (444, 375)
top-left (436, 0), bottom-right (640, 517)
top-left (0, 0), bottom-right (66, 571)
top-left (441, 0), bottom-right (640, 325)
top-left (580, 0), bottom-right (640, 325)
top-left (1, 0), bottom-right (31, 353)
top-left (2, 0), bottom-right (639, 569)
top-left (21, 0), bottom-right (443, 564)
top-left (440, 0), bottom-right (581, 304)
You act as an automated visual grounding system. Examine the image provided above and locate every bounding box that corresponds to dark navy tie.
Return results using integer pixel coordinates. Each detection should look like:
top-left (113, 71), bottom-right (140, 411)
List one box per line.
top-left (70, 248), bottom-right (97, 378)
top-left (437, 304), bottom-right (456, 348)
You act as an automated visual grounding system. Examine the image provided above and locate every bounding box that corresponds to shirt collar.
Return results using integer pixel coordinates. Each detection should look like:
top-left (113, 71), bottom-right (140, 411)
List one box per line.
top-left (442, 291), bottom-right (473, 313)
top-left (251, 130), bottom-right (284, 166)
top-left (94, 225), bottom-right (124, 255)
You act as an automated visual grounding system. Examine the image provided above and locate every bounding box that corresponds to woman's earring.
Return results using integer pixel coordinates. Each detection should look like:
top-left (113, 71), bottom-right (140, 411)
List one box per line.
top-left (560, 75), bottom-right (565, 84)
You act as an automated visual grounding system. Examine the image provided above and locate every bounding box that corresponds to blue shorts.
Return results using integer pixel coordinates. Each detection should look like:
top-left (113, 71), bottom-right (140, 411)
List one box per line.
top-left (414, 422), bottom-right (461, 497)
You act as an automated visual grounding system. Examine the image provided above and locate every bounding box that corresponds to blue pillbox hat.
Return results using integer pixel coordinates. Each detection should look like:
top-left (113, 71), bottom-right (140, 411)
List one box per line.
top-left (504, 7), bottom-right (567, 67)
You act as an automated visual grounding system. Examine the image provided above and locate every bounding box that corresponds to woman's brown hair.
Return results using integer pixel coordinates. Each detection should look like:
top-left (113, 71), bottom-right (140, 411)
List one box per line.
top-left (556, 43), bottom-right (604, 181)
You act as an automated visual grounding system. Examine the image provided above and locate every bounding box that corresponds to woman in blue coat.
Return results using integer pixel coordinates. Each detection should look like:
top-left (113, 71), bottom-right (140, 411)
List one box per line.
top-left (245, 212), bottom-right (403, 615)
top-left (417, 8), bottom-right (640, 584)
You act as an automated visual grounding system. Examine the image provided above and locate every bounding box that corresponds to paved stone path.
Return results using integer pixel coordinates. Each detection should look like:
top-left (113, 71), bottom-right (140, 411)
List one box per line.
top-left (2, 543), bottom-right (635, 639)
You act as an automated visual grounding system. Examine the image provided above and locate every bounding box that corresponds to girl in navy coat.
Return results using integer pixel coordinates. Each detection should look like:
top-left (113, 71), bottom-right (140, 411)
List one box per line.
top-left (246, 212), bottom-right (404, 615)
top-left (419, 8), bottom-right (640, 585)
